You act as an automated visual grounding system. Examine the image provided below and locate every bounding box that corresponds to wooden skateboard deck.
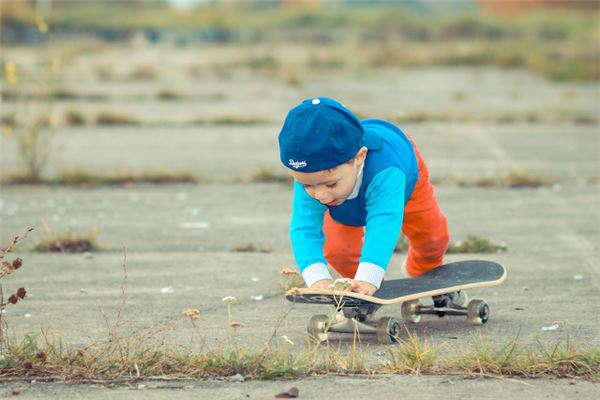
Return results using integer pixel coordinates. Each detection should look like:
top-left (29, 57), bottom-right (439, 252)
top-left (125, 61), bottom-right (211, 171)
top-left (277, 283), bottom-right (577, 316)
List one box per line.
top-left (286, 260), bottom-right (506, 307)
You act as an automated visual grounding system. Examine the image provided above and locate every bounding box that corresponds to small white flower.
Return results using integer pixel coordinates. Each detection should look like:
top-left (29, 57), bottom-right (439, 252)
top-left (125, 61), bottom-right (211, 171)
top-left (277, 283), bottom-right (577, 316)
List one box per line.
top-left (222, 296), bottom-right (237, 305)
top-left (328, 278), bottom-right (353, 290)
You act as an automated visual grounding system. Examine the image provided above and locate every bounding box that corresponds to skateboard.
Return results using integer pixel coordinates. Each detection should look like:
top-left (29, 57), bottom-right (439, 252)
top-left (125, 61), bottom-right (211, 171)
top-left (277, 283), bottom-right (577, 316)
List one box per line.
top-left (285, 260), bottom-right (506, 344)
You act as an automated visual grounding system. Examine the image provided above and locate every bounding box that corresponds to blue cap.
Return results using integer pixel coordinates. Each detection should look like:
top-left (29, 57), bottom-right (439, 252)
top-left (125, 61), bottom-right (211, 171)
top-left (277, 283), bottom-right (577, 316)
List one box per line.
top-left (278, 97), bottom-right (381, 172)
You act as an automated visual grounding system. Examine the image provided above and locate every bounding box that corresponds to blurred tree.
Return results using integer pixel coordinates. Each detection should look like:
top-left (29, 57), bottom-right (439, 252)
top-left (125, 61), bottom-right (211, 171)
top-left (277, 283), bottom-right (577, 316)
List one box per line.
top-left (478, 0), bottom-right (598, 16)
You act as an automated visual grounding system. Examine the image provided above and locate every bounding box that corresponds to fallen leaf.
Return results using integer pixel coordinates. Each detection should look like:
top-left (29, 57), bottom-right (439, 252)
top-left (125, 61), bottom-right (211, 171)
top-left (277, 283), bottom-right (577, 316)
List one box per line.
top-left (182, 309), bottom-right (200, 319)
top-left (275, 387), bottom-right (299, 398)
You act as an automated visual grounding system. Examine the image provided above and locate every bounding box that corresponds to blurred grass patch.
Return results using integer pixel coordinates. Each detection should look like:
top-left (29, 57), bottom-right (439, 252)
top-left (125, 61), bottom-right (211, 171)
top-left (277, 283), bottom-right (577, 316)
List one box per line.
top-left (33, 226), bottom-right (100, 253)
top-left (2, 89), bottom-right (108, 102)
top-left (94, 65), bottom-right (115, 81)
top-left (452, 91), bottom-right (467, 102)
top-left (505, 169), bottom-right (552, 188)
top-left (277, 67), bottom-right (304, 87)
top-left (56, 169), bottom-right (200, 186)
top-left (49, 88), bottom-right (78, 100)
top-left (571, 113), bottom-right (598, 125)
top-left (232, 242), bottom-right (272, 253)
top-left (245, 55), bottom-right (279, 71)
top-left (4, 4), bottom-right (597, 80)
top-left (187, 64), bottom-right (206, 78)
top-left (307, 52), bottom-right (348, 69)
top-left (396, 234), bottom-right (506, 255)
top-left (388, 110), bottom-right (598, 125)
top-left (156, 88), bottom-right (187, 101)
top-left (389, 111), bottom-right (458, 124)
top-left (95, 111), bottom-right (140, 126)
top-left (1, 114), bottom-right (17, 127)
top-left (248, 168), bottom-right (292, 184)
top-left (63, 109), bottom-right (87, 126)
top-left (452, 170), bottom-right (553, 189)
top-left (587, 176), bottom-right (600, 185)
top-left (446, 236), bottom-right (507, 254)
top-left (455, 176), bottom-right (499, 188)
top-left (127, 65), bottom-right (158, 81)
top-left (3, 169), bottom-right (201, 186)
top-left (189, 114), bottom-right (272, 126)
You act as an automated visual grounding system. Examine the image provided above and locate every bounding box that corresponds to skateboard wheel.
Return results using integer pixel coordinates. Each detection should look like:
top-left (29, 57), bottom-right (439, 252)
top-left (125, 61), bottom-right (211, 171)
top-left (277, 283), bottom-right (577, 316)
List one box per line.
top-left (401, 300), bottom-right (422, 324)
top-left (307, 314), bottom-right (330, 342)
top-left (376, 317), bottom-right (401, 345)
top-left (467, 299), bottom-right (489, 325)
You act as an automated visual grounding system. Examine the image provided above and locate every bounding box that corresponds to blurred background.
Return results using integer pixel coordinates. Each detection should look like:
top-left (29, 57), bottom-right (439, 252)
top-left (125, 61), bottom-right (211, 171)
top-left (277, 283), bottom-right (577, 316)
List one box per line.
top-left (0, 0), bottom-right (598, 251)
top-left (1, 1), bottom-right (599, 353)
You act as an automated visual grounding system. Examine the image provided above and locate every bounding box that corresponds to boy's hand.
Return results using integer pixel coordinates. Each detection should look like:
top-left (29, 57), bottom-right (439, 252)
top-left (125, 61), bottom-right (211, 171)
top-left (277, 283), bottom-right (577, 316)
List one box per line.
top-left (350, 280), bottom-right (377, 296)
top-left (310, 279), bottom-right (334, 289)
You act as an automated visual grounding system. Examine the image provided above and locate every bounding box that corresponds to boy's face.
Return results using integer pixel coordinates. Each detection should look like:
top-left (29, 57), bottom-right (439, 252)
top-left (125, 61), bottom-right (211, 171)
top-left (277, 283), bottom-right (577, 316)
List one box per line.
top-left (290, 147), bottom-right (368, 207)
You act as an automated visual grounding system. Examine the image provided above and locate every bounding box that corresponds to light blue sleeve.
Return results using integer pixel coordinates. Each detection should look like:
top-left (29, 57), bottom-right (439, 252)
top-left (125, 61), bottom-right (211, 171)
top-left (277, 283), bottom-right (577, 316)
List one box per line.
top-left (290, 181), bottom-right (328, 272)
top-left (360, 167), bottom-right (406, 270)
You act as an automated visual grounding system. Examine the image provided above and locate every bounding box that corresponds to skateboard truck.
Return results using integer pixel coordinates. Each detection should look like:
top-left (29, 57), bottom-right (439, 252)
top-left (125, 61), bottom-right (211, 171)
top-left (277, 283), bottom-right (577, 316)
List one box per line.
top-left (401, 298), bottom-right (490, 325)
top-left (307, 305), bottom-right (401, 345)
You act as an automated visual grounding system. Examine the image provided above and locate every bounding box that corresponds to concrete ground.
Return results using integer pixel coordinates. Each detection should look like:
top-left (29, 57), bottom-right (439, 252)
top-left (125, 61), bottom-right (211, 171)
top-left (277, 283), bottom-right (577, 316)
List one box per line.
top-left (1, 375), bottom-right (599, 400)
top-left (1, 126), bottom-right (598, 397)
top-left (0, 56), bottom-right (599, 397)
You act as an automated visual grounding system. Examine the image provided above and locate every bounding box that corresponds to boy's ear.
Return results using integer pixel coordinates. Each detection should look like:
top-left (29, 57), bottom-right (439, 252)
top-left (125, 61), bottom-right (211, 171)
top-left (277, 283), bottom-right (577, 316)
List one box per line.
top-left (355, 146), bottom-right (368, 165)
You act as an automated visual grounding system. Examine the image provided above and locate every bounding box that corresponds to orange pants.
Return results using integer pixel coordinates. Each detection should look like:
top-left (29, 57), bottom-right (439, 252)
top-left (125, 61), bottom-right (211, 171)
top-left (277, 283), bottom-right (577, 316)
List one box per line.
top-left (323, 139), bottom-right (449, 278)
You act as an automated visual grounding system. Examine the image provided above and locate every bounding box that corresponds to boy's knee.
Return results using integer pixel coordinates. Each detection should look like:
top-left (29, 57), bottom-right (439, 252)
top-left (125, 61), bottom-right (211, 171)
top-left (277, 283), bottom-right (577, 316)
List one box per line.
top-left (437, 230), bottom-right (450, 249)
top-left (412, 231), bottom-right (449, 261)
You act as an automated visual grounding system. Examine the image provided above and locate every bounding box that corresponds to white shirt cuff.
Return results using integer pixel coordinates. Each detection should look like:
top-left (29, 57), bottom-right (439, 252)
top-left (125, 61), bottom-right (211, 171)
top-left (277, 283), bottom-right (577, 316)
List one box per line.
top-left (354, 262), bottom-right (385, 289)
top-left (301, 263), bottom-right (332, 288)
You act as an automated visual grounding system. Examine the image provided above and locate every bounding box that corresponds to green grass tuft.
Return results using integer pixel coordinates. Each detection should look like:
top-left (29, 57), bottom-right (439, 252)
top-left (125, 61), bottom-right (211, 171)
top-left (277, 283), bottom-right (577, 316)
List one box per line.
top-left (1, 329), bottom-right (597, 382)
top-left (383, 333), bottom-right (438, 374)
top-left (446, 236), bottom-right (507, 254)
top-left (505, 169), bottom-right (551, 188)
top-left (33, 228), bottom-right (100, 253)
top-left (232, 243), bottom-right (272, 253)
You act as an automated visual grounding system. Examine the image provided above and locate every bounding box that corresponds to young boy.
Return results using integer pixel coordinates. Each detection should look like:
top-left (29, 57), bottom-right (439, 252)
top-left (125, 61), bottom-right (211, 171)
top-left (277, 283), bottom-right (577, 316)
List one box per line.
top-left (278, 97), bottom-right (453, 299)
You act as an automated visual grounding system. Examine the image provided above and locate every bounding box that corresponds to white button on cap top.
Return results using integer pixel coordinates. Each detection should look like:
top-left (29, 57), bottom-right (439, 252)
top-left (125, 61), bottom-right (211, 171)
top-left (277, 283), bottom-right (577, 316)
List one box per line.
top-left (312, 98), bottom-right (320, 105)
